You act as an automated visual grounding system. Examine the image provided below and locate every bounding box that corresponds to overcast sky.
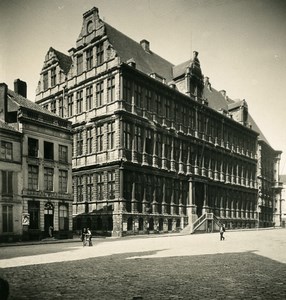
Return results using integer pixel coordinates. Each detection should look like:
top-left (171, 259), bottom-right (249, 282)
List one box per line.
top-left (1, 0), bottom-right (286, 173)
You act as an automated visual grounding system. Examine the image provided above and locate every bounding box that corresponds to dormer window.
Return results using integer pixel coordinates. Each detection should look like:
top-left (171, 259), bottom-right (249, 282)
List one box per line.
top-left (77, 54), bottom-right (83, 75)
top-left (43, 72), bottom-right (48, 90)
top-left (96, 43), bottom-right (104, 65)
top-left (51, 68), bottom-right (56, 87)
top-left (86, 48), bottom-right (93, 70)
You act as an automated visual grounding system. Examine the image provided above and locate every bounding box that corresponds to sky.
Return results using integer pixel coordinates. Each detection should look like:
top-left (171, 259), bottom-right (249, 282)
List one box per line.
top-left (1, 0), bottom-right (286, 173)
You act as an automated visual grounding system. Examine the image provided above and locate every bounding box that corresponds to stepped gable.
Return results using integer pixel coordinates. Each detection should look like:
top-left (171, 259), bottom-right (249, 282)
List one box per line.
top-left (104, 23), bottom-right (174, 82)
top-left (7, 89), bottom-right (61, 118)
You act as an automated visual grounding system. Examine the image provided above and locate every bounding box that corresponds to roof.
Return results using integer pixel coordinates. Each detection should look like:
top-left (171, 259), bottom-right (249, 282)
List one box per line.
top-left (0, 119), bottom-right (20, 133)
top-left (50, 47), bottom-right (72, 74)
top-left (104, 23), bottom-right (174, 82)
top-left (173, 60), bottom-right (192, 79)
top-left (7, 89), bottom-right (61, 118)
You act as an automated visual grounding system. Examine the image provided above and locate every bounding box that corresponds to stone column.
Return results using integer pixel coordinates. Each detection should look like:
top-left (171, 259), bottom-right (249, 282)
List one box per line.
top-left (187, 178), bottom-right (197, 227)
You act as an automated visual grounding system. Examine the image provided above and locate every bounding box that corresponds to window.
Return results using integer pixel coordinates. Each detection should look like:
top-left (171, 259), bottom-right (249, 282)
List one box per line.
top-left (43, 72), bottom-right (48, 90)
top-left (146, 89), bottom-right (152, 111)
top-left (165, 136), bottom-right (171, 160)
top-left (134, 126), bottom-right (142, 152)
top-left (44, 141), bottom-right (54, 160)
top-left (59, 97), bottom-right (64, 117)
top-left (50, 100), bottom-right (56, 114)
top-left (107, 77), bottom-right (115, 103)
top-left (76, 90), bottom-right (83, 114)
top-left (107, 122), bottom-right (115, 150)
top-left (2, 205), bottom-right (13, 232)
top-left (96, 81), bottom-right (104, 106)
top-left (107, 170), bottom-right (115, 199)
top-left (155, 133), bottom-right (162, 157)
top-left (145, 129), bottom-right (153, 155)
top-left (43, 104), bottom-right (48, 110)
top-left (97, 172), bottom-right (104, 200)
top-left (59, 205), bottom-right (68, 230)
top-left (77, 176), bottom-right (84, 202)
top-left (1, 171), bottom-right (13, 195)
top-left (77, 54), bottom-right (83, 75)
top-left (123, 78), bottom-right (132, 104)
top-left (51, 68), bottom-right (56, 87)
top-left (59, 145), bottom-right (68, 163)
top-left (28, 201), bottom-right (40, 229)
top-left (155, 93), bottom-right (161, 115)
top-left (86, 85), bottom-right (93, 110)
top-left (67, 94), bottom-right (74, 117)
top-left (134, 83), bottom-right (142, 107)
top-left (28, 138), bottom-right (39, 157)
top-left (96, 125), bottom-right (104, 152)
top-left (28, 165), bottom-right (38, 190)
top-left (1, 141), bottom-right (12, 160)
top-left (76, 131), bottom-right (83, 156)
top-left (165, 99), bottom-right (170, 119)
top-left (123, 122), bottom-right (132, 150)
top-left (86, 174), bottom-right (93, 202)
top-left (59, 170), bottom-right (68, 193)
top-left (44, 168), bottom-right (54, 191)
top-left (86, 127), bottom-right (93, 154)
top-left (96, 43), bottom-right (104, 65)
top-left (86, 48), bottom-right (93, 70)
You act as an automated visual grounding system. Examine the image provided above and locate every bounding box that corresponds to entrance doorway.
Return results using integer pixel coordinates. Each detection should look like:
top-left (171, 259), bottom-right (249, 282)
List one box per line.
top-left (195, 182), bottom-right (204, 218)
top-left (44, 202), bottom-right (54, 237)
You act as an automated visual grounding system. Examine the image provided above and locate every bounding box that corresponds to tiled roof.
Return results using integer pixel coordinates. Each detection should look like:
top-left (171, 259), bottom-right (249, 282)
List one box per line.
top-left (0, 119), bottom-right (20, 133)
top-left (173, 60), bottom-right (192, 79)
top-left (104, 23), bottom-right (174, 82)
top-left (51, 47), bottom-right (72, 74)
top-left (7, 89), bottom-right (60, 118)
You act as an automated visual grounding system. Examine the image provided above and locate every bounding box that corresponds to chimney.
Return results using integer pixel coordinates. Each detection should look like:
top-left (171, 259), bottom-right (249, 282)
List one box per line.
top-left (0, 83), bottom-right (8, 121)
top-left (140, 39), bottom-right (150, 52)
top-left (14, 79), bottom-right (27, 98)
top-left (193, 51), bottom-right (199, 59)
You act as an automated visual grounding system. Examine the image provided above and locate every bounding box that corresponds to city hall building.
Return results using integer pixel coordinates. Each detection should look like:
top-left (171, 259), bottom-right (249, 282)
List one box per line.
top-left (35, 7), bottom-right (282, 236)
top-left (0, 80), bottom-right (73, 242)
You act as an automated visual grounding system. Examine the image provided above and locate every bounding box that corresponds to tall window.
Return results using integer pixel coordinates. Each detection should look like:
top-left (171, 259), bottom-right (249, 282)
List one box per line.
top-left (107, 76), bottom-right (115, 103)
top-left (77, 176), bottom-right (84, 202)
top-left (43, 72), bottom-right (48, 90)
top-left (59, 145), bottom-right (68, 163)
top-left (44, 141), bottom-right (54, 160)
top-left (165, 99), bottom-right (170, 119)
top-left (97, 125), bottom-right (104, 152)
top-left (2, 205), bottom-right (13, 232)
top-left (107, 170), bottom-right (115, 199)
top-left (155, 133), bottom-right (162, 157)
top-left (86, 85), bottom-right (93, 110)
top-left (1, 171), bottom-right (13, 195)
top-left (28, 165), bottom-right (38, 190)
top-left (96, 43), bottom-right (104, 65)
top-left (77, 54), bottom-right (83, 75)
top-left (86, 127), bottom-right (93, 154)
top-left (123, 78), bottom-right (132, 104)
top-left (165, 136), bottom-right (171, 160)
top-left (123, 122), bottom-right (132, 150)
top-left (146, 89), bottom-right (152, 111)
top-left (59, 97), bottom-right (64, 117)
top-left (96, 81), bottom-right (104, 106)
top-left (134, 83), bottom-right (142, 107)
top-left (1, 141), bottom-right (12, 160)
top-left (67, 94), bottom-right (74, 117)
top-left (107, 122), bottom-right (115, 150)
top-left (155, 93), bottom-right (161, 115)
top-left (76, 131), bottom-right (83, 156)
top-left (97, 172), bottom-right (104, 200)
top-left (28, 138), bottom-right (39, 157)
top-left (76, 90), bottom-right (83, 114)
top-left (86, 47), bottom-right (93, 70)
top-left (44, 168), bottom-right (54, 191)
top-left (51, 68), bottom-right (56, 87)
top-left (28, 201), bottom-right (40, 229)
top-left (59, 205), bottom-right (68, 230)
top-left (145, 129), bottom-right (153, 155)
top-left (134, 126), bottom-right (142, 152)
top-left (86, 174), bottom-right (93, 202)
top-left (50, 100), bottom-right (56, 114)
top-left (59, 170), bottom-right (68, 193)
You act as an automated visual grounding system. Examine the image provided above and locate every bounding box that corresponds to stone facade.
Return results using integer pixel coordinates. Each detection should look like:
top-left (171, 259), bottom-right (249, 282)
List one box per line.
top-left (35, 7), bottom-right (282, 236)
top-left (0, 81), bottom-right (73, 242)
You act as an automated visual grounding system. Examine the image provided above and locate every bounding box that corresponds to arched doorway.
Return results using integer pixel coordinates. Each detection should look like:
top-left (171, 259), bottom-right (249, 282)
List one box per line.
top-left (44, 202), bottom-right (54, 237)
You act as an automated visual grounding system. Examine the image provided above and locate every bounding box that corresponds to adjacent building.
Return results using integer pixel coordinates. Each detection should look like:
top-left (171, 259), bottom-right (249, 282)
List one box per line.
top-left (35, 7), bottom-right (282, 236)
top-left (0, 80), bottom-right (73, 242)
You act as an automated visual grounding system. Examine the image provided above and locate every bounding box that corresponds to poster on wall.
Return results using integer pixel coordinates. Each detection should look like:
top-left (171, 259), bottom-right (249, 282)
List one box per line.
top-left (22, 213), bottom-right (30, 226)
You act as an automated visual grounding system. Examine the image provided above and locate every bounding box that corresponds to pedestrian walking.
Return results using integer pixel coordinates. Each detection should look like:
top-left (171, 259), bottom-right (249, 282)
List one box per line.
top-left (219, 224), bottom-right (225, 241)
top-left (86, 228), bottom-right (92, 246)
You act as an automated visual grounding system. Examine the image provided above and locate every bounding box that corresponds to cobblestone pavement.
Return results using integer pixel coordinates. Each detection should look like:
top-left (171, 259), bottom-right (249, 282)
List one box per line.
top-left (0, 229), bottom-right (285, 299)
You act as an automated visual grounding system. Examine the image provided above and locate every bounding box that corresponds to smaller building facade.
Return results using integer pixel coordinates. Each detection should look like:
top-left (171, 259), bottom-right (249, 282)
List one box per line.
top-left (0, 80), bottom-right (73, 242)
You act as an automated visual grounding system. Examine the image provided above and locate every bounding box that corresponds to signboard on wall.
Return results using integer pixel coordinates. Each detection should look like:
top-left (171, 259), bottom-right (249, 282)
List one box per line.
top-left (22, 213), bottom-right (30, 226)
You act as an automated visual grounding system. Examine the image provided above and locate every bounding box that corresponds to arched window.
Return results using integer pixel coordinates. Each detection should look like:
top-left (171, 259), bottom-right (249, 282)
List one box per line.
top-left (59, 204), bottom-right (68, 230)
